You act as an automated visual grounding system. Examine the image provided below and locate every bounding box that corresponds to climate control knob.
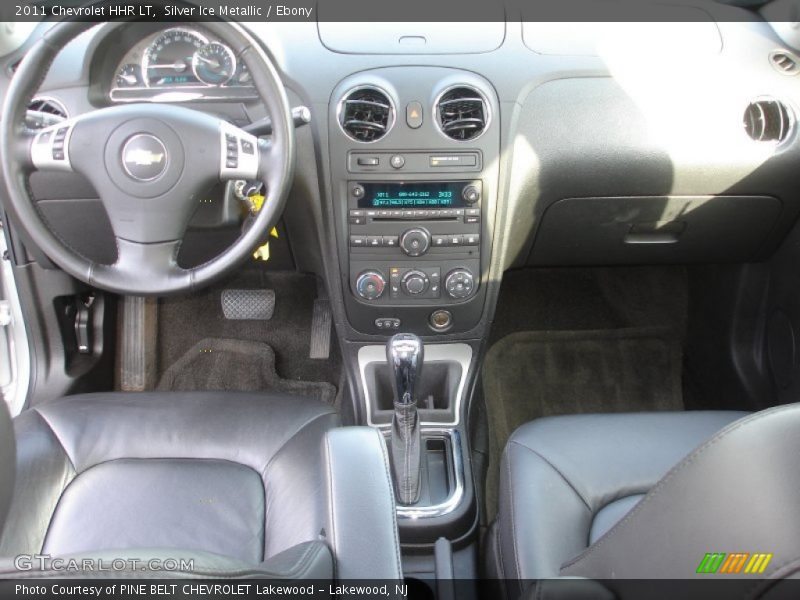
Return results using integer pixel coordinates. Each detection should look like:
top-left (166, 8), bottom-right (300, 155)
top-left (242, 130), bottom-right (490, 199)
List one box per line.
top-left (399, 228), bottom-right (431, 257)
top-left (355, 270), bottom-right (386, 301)
top-left (402, 270), bottom-right (430, 295)
top-left (445, 268), bottom-right (476, 300)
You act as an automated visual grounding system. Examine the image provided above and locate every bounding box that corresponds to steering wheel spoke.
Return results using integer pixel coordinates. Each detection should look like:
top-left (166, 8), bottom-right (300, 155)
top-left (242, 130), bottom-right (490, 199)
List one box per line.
top-left (91, 238), bottom-right (190, 294)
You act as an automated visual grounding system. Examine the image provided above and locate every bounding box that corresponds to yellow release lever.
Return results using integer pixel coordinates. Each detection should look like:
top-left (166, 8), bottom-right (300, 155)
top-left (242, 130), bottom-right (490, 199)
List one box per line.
top-left (253, 227), bottom-right (280, 262)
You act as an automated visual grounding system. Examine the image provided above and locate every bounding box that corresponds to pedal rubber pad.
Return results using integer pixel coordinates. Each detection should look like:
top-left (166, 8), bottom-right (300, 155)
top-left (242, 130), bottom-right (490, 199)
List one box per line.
top-left (221, 289), bottom-right (275, 321)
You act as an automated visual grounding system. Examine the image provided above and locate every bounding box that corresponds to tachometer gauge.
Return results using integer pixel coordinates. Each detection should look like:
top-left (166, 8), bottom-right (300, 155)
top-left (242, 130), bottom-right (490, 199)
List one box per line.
top-left (142, 28), bottom-right (207, 87)
top-left (192, 42), bottom-right (236, 86)
top-left (115, 64), bottom-right (142, 88)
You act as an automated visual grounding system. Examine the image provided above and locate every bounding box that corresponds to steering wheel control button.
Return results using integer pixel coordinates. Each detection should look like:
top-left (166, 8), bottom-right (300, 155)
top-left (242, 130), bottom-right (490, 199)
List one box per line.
top-left (400, 228), bottom-right (431, 257)
top-left (406, 101), bottom-right (423, 129)
top-left (375, 318), bottom-right (401, 330)
top-left (430, 310), bottom-right (453, 331)
top-left (402, 270), bottom-right (430, 295)
top-left (356, 271), bottom-right (387, 301)
top-left (390, 155), bottom-right (405, 169)
top-left (122, 134), bottom-right (168, 182)
top-left (445, 268), bottom-right (476, 300)
top-left (32, 123), bottom-right (74, 171)
top-left (219, 122), bottom-right (258, 180)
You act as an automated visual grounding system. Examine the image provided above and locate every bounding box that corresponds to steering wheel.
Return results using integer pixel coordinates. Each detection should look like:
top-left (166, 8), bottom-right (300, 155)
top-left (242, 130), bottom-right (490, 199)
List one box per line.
top-left (0, 19), bottom-right (295, 295)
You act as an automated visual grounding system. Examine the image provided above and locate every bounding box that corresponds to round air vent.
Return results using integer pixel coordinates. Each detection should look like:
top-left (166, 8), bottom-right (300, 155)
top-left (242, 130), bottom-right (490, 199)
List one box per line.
top-left (338, 86), bottom-right (394, 143)
top-left (26, 96), bottom-right (68, 130)
top-left (743, 98), bottom-right (792, 144)
top-left (435, 86), bottom-right (488, 141)
top-left (769, 51), bottom-right (799, 76)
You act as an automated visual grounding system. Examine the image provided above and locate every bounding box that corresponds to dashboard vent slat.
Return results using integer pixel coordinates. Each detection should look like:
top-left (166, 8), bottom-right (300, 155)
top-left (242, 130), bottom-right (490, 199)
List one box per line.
top-left (744, 99), bottom-right (792, 144)
top-left (339, 87), bottom-right (393, 142)
top-left (769, 51), bottom-right (799, 76)
top-left (436, 86), bottom-right (488, 141)
top-left (26, 96), bottom-right (68, 130)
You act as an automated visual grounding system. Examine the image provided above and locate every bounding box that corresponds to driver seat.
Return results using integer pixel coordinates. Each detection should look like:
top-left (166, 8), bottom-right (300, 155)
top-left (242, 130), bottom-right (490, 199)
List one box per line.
top-left (0, 392), bottom-right (402, 579)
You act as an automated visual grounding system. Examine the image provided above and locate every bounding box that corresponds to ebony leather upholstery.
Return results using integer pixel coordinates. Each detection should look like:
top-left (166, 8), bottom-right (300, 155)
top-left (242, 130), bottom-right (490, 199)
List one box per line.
top-left (0, 392), bottom-right (401, 579)
top-left (489, 410), bottom-right (748, 592)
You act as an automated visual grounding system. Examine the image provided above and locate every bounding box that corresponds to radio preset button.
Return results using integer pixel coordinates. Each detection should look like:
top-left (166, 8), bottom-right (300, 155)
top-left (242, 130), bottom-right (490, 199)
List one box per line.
top-left (350, 235), bottom-right (366, 247)
top-left (464, 234), bottom-right (480, 246)
top-left (433, 235), bottom-right (447, 247)
top-left (383, 236), bottom-right (399, 247)
top-left (366, 236), bottom-right (383, 247)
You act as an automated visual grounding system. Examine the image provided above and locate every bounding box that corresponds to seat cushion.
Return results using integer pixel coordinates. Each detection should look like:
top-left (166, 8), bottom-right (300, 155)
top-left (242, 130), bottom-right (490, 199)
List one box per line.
top-left (492, 410), bottom-right (746, 587)
top-left (0, 391), bottom-right (339, 565)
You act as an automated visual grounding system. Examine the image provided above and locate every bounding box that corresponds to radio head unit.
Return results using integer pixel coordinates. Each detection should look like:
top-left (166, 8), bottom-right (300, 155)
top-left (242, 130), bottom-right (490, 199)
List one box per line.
top-left (352, 180), bottom-right (481, 210)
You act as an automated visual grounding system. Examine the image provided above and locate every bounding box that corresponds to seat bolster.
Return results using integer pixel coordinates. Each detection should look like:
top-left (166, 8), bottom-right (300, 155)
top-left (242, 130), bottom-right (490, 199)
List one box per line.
top-left (262, 410), bottom-right (340, 559)
top-left (0, 409), bottom-right (75, 555)
top-left (497, 439), bottom-right (593, 588)
top-left (322, 427), bottom-right (402, 581)
top-left (0, 400), bottom-right (14, 539)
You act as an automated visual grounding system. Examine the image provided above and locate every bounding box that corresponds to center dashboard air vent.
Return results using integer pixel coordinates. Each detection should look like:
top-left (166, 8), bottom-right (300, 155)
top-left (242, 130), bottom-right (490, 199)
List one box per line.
top-left (339, 86), bottom-right (394, 143)
top-left (435, 86), bottom-right (488, 141)
top-left (26, 96), bottom-right (68, 130)
top-left (743, 98), bottom-right (792, 144)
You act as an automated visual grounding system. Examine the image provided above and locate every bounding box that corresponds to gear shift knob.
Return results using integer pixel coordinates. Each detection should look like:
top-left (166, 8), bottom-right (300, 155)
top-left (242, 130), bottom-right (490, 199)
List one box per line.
top-left (387, 333), bottom-right (424, 406)
top-left (386, 333), bottom-right (424, 505)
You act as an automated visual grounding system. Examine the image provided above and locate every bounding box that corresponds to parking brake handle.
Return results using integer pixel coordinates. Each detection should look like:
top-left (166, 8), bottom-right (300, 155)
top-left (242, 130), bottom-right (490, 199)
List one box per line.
top-left (387, 333), bottom-right (424, 505)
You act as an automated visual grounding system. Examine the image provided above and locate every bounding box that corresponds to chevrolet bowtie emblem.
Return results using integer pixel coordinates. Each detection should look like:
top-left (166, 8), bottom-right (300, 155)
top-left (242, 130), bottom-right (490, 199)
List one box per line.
top-left (124, 149), bottom-right (164, 166)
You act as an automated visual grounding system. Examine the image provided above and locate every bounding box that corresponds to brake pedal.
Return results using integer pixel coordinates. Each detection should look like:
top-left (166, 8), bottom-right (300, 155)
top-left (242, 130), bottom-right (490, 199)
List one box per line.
top-left (221, 289), bottom-right (275, 320)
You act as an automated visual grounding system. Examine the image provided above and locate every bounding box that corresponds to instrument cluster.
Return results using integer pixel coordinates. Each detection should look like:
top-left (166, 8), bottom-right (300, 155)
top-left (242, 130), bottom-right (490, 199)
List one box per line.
top-left (109, 27), bottom-right (255, 102)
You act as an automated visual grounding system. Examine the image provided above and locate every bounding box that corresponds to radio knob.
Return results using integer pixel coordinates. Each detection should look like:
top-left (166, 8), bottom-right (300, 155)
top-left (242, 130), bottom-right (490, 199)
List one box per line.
top-left (400, 228), bottom-right (431, 257)
top-left (355, 270), bottom-right (386, 301)
top-left (462, 185), bottom-right (480, 205)
top-left (351, 184), bottom-right (365, 199)
top-left (402, 270), bottom-right (429, 295)
top-left (445, 268), bottom-right (476, 300)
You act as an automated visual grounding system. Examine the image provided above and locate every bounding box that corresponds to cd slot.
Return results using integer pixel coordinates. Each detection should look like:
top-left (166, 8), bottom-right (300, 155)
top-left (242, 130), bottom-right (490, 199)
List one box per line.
top-left (372, 215), bottom-right (460, 222)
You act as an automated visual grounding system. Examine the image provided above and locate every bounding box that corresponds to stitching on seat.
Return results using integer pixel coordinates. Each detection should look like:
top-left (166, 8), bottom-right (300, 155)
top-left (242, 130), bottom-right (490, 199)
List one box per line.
top-left (560, 405), bottom-right (794, 571)
top-left (323, 433), bottom-right (338, 580)
top-left (372, 427), bottom-right (403, 579)
top-left (509, 440), bottom-right (592, 511)
top-left (32, 409), bottom-right (77, 473)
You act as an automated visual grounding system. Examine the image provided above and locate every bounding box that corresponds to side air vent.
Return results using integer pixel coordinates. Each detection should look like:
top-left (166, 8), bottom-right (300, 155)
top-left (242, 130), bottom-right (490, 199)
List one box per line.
top-left (338, 86), bottom-right (394, 142)
top-left (769, 51), bottom-right (799, 76)
top-left (435, 86), bottom-right (488, 141)
top-left (26, 96), bottom-right (68, 130)
top-left (743, 99), bottom-right (792, 144)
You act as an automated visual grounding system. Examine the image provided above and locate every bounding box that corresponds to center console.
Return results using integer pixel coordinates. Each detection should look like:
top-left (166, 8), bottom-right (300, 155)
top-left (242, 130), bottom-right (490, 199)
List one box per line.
top-left (328, 67), bottom-right (500, 337)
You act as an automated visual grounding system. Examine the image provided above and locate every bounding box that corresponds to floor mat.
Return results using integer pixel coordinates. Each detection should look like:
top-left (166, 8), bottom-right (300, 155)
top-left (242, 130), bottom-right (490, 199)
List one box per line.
top-left (157, 338), bottom-right (337, 405)
top-left (157, 270), bottom-right (341, 391)
top-left (482, 327), bottom-right (684, 521)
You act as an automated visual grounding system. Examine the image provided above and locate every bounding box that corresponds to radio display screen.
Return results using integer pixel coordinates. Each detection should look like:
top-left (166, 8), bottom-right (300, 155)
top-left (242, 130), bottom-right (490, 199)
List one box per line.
top-left (358, 182), bottom-right (466, 209)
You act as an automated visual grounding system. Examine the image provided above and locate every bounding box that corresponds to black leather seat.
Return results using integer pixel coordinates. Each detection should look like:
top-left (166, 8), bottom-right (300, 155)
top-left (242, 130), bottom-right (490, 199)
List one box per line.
top-left (489, 406), bottom-right (800, 596)
top-left (0, 392), bottom-right (402, 580)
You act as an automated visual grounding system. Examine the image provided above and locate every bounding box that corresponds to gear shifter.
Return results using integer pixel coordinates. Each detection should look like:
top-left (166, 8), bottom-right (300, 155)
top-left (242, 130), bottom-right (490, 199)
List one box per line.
top-left (387, 333), bottom-right (424, 505)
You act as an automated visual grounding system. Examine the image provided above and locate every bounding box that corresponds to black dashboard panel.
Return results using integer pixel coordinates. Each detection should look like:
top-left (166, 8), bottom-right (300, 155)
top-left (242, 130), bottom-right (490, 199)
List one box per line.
top-left (3, 15), bottom-right (800, 342)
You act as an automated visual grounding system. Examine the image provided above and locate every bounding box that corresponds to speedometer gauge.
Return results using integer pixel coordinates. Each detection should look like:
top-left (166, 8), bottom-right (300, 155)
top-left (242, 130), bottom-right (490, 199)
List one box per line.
top-left (142, 28), bottom-right (207, 87)
top-left (192, 42), bottom-right (236, 86)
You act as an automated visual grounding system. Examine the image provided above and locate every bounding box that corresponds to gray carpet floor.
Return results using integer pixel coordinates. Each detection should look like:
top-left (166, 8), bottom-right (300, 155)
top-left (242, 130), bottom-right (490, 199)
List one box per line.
top-left (157, 270), bottom-right (340, 403)
top-left (158, 338), bottom-right (336, 405)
